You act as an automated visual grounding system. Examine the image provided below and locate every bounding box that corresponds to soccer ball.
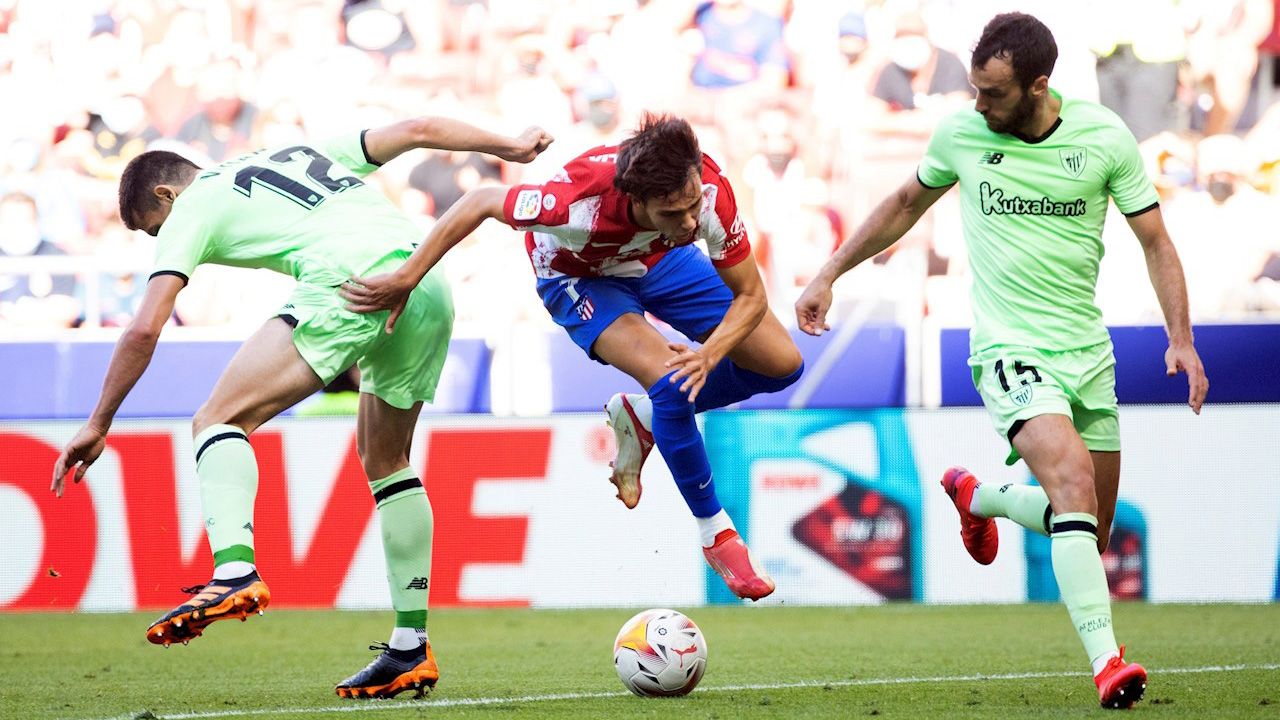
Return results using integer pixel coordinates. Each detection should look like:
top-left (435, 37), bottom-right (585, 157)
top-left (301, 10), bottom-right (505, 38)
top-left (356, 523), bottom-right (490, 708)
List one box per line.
top-left (613, 608), bottom-right (708, 697)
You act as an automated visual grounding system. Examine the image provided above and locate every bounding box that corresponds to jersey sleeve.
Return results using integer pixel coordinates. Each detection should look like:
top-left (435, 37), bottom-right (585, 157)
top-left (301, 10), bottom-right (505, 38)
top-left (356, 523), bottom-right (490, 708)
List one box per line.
top-left (150, 208), bottom-right (210, 284)
top-left (312, 130), bottom-right (383, 179)
top-left (500, 157), bottom-right (594, 235)
top-left (1105, 128), bottom-right (1160, 216)
top-left (703, 172), bottom-right (751, 268)
top-left (917, 114), bottom-right (960, 189)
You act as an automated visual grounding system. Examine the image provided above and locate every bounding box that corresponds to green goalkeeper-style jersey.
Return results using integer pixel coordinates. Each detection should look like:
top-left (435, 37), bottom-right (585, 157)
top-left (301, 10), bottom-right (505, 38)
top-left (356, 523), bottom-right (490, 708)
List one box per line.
top-left (917, 91), bottom-right (1159, 352)
top-left (151, 131), bottom-right (419, 287)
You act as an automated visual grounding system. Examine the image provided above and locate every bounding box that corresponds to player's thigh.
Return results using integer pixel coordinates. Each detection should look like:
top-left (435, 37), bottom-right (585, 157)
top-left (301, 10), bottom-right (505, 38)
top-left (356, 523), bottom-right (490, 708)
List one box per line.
top-left (195, 317), bottom-right (325, 436)
top-left (639, 246), bottom-right (734, 344)
top-left (722, 310), bottom-right (803, 377)
top-left (1091, 450), bottom-right (1121, 552)
top-left (971, 345), bottom-right (1069, 464)
top-left (356, 392), bottom-right (423, 480)
top-left (358, 274), bottom-right (454, 414)
top-left (592, 312), bottom-right (685, 389)
top-left (1011, 414), bottom-right (1098, 516)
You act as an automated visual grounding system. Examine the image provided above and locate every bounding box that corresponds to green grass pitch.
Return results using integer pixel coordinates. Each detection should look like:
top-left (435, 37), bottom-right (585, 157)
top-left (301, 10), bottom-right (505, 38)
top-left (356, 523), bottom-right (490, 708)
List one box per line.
top-left (1, 604), bottom-right (1277, 719)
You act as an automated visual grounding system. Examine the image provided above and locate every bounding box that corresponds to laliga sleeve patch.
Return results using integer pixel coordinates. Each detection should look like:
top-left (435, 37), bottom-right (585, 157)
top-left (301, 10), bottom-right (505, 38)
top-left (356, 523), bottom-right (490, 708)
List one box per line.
top-left (513, 189), bottom-right (543, 220)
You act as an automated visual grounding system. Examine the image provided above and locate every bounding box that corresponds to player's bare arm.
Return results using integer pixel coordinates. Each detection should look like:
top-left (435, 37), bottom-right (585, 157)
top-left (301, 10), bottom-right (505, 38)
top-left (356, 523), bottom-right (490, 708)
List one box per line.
top-left (1126, 207), bottom-right (1209, 414)
top-left (795, 174), bottom-right (950, 335)
top-left (52, 273), bottom-right (184, 495)
top-left (665, 252), bottom-right (769, 403)
top-left (341, 185), bottom-right (509, 331)
top-left (362, 118), bottom-right (553, 165)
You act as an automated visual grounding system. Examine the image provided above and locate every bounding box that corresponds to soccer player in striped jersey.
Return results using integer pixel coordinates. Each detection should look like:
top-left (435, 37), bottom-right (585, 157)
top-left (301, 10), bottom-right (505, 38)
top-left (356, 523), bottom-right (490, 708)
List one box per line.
top-left (342, 114), bottom-right (804, 601)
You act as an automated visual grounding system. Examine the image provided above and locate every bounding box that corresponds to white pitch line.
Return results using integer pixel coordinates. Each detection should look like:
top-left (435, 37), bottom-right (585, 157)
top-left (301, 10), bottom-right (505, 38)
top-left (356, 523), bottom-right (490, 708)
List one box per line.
top-left (77, 662), bottom-right (1280, 720)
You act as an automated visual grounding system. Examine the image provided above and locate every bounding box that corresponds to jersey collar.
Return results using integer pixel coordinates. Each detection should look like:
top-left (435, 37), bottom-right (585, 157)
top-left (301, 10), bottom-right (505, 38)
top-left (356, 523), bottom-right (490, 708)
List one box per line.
top-left (1009, 88), bottom-right (1063, 145)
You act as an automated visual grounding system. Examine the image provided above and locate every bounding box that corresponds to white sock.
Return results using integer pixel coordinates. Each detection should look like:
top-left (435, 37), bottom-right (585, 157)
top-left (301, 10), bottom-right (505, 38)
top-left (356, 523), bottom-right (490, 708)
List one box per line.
top-left (631, 393), bottom-right (653, 429)
top-left (212, 561), bottom-right (255, 580)
top-left (968, 484), bottom-right (984, 516)
top-left (389, 626), bottom-right (427, 651)
top-left (1091, 650), bottom-right (1119, 676)
top-left (697, 509), bottom-right (735, 547)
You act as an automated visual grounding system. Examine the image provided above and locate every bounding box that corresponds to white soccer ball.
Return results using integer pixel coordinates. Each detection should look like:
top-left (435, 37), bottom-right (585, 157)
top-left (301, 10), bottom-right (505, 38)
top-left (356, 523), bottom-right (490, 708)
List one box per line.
top-left (613, 608), bottom-right (708, 697)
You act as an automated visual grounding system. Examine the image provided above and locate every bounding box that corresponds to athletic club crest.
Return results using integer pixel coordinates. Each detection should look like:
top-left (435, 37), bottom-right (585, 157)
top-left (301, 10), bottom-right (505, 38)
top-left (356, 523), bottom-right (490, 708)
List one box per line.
top-left (1009, 384), bottom-right (1034, 407)
top-left (1059, 147), bottom-right (1087, 178)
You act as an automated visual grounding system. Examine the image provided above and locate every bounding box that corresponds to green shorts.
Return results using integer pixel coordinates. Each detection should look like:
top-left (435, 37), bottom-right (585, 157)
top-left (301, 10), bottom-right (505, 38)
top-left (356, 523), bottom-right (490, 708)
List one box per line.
top-left (280, 272), bottom-right (454, 410)
top-left (969, 340), bottom-right (1120, 465)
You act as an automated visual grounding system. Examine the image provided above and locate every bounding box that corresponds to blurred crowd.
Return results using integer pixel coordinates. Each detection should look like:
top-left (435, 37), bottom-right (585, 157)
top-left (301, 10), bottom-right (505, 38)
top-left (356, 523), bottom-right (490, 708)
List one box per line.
top-left (2, 0), bottom-right (1280, 335)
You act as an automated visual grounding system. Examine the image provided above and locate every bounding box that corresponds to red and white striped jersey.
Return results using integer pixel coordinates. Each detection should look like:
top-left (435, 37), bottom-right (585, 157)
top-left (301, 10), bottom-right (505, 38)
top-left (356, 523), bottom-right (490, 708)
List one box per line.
top-left (500, 145), bottom-right (751, 279)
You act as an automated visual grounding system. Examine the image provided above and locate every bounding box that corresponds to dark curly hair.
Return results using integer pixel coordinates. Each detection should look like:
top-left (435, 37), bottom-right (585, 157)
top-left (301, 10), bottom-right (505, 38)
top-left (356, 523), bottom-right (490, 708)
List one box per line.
top-left (971, 13), bottom-right (1057, 89)
top-left (613, 114), bottom-right (702, 202)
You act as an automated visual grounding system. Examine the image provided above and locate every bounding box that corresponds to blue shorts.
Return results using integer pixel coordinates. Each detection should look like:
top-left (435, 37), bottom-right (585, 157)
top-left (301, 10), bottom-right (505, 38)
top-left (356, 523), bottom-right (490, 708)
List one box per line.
top-left (536, 245), bottom-right (734, 362)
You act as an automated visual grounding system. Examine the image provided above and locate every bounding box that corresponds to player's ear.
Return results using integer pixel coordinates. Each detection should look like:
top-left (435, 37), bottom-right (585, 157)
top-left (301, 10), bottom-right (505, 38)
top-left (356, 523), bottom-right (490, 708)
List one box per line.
top-left (1030, 75), bottom-right (1050, 98)
top-left (154, 185), bottom-right (178, 205)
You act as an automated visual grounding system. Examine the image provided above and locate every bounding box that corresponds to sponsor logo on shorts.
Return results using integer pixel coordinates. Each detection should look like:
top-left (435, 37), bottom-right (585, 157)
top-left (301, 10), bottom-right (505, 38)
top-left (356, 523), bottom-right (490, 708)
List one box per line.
top-left (513, 189), bottom-right (542, 220)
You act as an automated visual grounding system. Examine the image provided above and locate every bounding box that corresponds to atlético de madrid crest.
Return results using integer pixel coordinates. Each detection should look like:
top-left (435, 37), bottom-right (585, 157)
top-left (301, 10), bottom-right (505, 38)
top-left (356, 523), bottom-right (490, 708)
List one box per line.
top-left (1059, 147), bottom-right (1087, 178)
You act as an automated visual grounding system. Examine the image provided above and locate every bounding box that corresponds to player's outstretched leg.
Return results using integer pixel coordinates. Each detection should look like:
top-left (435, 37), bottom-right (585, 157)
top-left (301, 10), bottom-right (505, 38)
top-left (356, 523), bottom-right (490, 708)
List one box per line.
top-left (940, 467), bottom-right (999, 564)
top-left (648, 370), bottom-right (774, 601)
top-left (336, 640), bottom-right (440, 699)
top-left (605, 392), bottom-right (654, 508)
top-left (146, 571), bottom-right (270, 647)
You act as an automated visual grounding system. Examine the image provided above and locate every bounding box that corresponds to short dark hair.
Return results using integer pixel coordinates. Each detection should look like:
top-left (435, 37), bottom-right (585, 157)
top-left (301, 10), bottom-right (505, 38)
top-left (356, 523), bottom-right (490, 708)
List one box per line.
top-left (614, 114), bottom-right (702, 201)
top-left (971, 13), bottom-right (1057, 90)
top-left (118, 150), bottom-right (200, 230)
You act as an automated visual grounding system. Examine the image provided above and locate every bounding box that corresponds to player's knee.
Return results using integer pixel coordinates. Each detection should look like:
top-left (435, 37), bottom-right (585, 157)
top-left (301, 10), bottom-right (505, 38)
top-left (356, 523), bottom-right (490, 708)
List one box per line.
top-left (1054, 471), bottom-right (1098, 515)
top-left (775, 344), bottom-right (804, 379)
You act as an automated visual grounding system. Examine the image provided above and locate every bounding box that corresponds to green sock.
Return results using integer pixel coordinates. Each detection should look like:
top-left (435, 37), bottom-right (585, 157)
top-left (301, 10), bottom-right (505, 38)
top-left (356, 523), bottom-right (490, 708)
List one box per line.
top-left (975, 481), bottom-right (1052, 537)
top-left (370, 467), bottom-right (433, 628)
top-left (1051, 512), bottom-right (1118, 666)
top-left (194, 424), bottom-right (258, 567)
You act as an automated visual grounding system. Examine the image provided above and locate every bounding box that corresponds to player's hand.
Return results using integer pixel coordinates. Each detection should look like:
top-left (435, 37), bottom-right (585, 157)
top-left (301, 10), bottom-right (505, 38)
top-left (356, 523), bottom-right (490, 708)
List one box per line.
top-left (665, 342), bottom-right (717, 404)
top-left (795, 278), bottom-right (833, 336)
top-left (341, 272), bottom-right (414, 333)
top-left (52, 425), bottom-right (107, 497)
top-left (1166, 342), bottom-right (1208, 414)
top-left (502, 126), bottom-right (555, 163)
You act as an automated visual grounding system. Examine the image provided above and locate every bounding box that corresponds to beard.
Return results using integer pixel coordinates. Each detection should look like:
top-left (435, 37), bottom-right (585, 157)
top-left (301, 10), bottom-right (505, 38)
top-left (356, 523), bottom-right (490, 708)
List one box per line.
top-left (984, 91), bottom-right (1037, 135)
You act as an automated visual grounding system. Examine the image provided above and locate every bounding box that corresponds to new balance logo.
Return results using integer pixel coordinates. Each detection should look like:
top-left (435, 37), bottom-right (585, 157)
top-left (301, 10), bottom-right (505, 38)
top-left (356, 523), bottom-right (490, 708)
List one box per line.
top-left (979, 152), bottom-right (1004, 165)
top-left (405, 577), bottom-right (430, 590)
top-left (242, 522), bottom-right (254, 534)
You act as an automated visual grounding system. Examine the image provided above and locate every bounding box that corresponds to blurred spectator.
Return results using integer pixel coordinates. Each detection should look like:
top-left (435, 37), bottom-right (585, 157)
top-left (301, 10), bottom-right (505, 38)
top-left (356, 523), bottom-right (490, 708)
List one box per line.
top-left (0, 192), bottom-right (80, 327)
top-left (868, 12), bottom-right (973, 133)
top-left (689, 0), bottom-right (788, 91)
top-left (1091, 0), bottom-right (1187, 142)
top-left (407, 151), bottom-right (502, 217)
top-left (1163, 134), bottom-right (1275, 315)
top-left (1185, 0), bottom-right (1274, 135)
top-left (176, 58), bottom-right (259, 162)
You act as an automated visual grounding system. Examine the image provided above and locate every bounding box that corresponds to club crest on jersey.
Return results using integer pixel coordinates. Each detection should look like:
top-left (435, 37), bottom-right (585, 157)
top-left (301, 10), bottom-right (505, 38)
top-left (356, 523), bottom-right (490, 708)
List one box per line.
top-left (513, 189), bottom-right (542, 220)
top-left (1008, 384), bottom-right (1034, 407)
top-left (1059, 147), bottom-right (1087, 178)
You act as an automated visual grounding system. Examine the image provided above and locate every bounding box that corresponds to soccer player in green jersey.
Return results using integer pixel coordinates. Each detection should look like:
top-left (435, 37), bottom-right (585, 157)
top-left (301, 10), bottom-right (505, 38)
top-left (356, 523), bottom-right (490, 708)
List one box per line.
top-left (51, 117), bottom-right (553, 698)
top-left (796, 13), bottom-right (1208, 710)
